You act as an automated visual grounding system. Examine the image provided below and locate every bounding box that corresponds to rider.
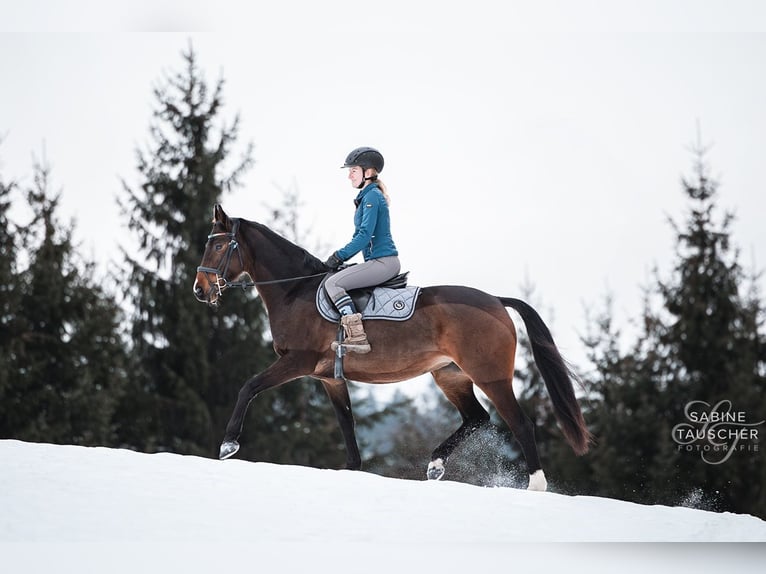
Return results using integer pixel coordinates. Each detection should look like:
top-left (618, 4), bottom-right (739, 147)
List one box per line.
top-left (324, 146), bottom-right (401, 354)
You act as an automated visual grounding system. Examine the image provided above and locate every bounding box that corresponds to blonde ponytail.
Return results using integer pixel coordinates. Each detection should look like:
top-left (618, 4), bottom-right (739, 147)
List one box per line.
top-left (376, 178), bottom-right (391, 205)
top-left (367, 168), bottom-right (391, 205)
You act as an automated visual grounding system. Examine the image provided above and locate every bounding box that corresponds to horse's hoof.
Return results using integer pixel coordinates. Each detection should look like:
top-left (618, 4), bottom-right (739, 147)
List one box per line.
top-left (426, 458), bottom-right (445, 481)
top-left (219, 441), bottom-right (240, 460)
top-left (527, 469), bottom-right (548, 491)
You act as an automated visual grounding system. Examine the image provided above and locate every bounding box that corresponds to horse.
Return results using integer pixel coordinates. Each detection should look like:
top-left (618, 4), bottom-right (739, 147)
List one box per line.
top-left (193, 204), bottom-right (590, 490)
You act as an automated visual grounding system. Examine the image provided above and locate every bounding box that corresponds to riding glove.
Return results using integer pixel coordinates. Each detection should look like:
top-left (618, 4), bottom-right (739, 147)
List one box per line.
top-left (324, 253), bottom-right (343, 270)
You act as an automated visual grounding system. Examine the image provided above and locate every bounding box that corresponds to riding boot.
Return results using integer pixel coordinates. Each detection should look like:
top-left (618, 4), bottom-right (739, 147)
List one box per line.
top-left (332, 313), bottom-right (372, 354)
top-left (329, 294), bottom-right (372, 354)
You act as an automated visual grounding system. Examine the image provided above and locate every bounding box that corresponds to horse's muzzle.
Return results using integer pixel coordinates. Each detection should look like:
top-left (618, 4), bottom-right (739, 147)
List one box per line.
top-left (193, 278), bottom-right (219, 307)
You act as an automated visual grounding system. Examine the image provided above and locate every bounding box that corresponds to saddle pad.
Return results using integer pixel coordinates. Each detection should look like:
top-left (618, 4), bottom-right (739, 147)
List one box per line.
top-left (316, 282), bottom-right (422, 323)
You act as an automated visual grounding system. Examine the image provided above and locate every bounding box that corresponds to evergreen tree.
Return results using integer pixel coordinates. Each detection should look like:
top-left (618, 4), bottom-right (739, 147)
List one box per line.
top-left (115, 45), bottom-right (270, 455)
top-left (0, 160), bottom-right (126, 444)
top-left (580, 296), bottom-right (667, 501)
top-left (651, 142), bottom-right (765, 514)
top-left (116, 46), bottom-right (350, 468)
top-left (0, 163), bottom-right (21, 414)
top-left (583, 140), bottom-right (766, 517)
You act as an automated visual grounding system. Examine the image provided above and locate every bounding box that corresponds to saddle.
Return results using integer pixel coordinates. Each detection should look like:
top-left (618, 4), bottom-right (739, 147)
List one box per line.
top-left (316, 271), bottom-right (421, 323)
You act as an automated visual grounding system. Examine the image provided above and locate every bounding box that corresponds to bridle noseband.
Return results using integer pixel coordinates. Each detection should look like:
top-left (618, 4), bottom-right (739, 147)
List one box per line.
top-left (196, 218), bottom-right (328, 299)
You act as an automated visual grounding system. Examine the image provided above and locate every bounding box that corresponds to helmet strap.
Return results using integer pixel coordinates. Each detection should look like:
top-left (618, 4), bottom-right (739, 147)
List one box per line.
top-left (356, 169), bottom-right (377, 189)
top-left (359, 171), bottom-right (377, 188)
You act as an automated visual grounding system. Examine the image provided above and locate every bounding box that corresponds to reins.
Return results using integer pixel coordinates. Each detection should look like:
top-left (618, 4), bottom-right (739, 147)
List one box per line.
top-left (196, 218), bottom-right (328, 296)
top-left (240, 272), bottom-right (328, 287)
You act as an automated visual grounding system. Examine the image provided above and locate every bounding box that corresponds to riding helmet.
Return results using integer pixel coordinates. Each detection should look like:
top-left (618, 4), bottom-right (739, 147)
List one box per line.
top-left (342, 147), bottom-right (384, 173)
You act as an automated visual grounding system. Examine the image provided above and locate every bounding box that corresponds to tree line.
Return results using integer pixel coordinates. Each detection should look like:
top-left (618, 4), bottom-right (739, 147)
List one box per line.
top-left (1, 46), bottom-right (763, 519)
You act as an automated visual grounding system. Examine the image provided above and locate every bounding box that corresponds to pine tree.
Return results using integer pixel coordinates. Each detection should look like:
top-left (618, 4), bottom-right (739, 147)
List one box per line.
top-left (0, 163), bottom-right (20, 415)
top-left (580, 296), bottom-right (668, 502)
top-left (582, 139), bottom-right (766, 517)
top-left (0, 160), bottom-right (126, 444)
top-left (115, 45), bottom-right (271, 455)
top-left (116, 46), bottom-right (352, 468)
top-left (651, 141), bottom-right (766, 514)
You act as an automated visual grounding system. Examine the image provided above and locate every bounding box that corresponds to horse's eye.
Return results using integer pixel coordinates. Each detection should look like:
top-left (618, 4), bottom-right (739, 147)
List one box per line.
top-left (215, 243), bottom-right (223, 251)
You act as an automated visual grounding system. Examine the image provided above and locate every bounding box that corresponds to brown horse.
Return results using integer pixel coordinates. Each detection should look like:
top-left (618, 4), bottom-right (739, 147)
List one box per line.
top-left (193, 204), bottom-right (590, 490)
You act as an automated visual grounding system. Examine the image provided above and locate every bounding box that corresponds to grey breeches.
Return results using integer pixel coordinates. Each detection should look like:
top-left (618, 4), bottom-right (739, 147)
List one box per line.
top-left (324, 256), bottom-right (401, 303)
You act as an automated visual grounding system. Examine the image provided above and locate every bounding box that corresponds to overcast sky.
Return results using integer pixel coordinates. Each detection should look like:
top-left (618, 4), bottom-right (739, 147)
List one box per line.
top-left (2, 1), bottom-right (765, 371)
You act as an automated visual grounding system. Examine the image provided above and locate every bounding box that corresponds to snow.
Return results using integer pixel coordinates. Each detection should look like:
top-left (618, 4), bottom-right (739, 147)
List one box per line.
top-left (1, 440), bottom-right (764, 572)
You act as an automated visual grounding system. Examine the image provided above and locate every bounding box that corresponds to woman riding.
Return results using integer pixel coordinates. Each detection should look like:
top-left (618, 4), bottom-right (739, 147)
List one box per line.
top-left (324, 146), bottom-right (401, 354)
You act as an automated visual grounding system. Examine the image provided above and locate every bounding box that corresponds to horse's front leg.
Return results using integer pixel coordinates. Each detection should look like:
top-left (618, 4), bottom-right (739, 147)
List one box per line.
top-left (320, 378), bottom-right (362, 470)
top-left (220, 352), bottom-right (317, 460)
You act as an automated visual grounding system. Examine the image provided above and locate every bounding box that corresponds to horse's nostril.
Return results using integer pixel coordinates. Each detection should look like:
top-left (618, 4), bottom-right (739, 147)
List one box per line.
top-left (193, 280), bottom-right (205, 300)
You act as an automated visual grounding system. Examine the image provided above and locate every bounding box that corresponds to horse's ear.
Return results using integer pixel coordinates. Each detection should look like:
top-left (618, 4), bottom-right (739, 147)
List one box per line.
top-left (213, 204), bottom-right (230, 227)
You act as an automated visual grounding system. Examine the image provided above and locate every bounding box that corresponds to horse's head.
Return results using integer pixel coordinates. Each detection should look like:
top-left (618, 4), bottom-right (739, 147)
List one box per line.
top-left (193, 204), bottom-right (250, 307)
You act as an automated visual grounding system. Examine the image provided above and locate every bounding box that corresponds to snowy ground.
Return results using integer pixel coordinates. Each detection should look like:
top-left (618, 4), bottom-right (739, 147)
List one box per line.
top-left (1, 440), bottom-right (764, 573)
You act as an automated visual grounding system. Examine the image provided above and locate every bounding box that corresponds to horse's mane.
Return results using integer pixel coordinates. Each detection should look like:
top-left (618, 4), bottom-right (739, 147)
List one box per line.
top-left (241, 219), bottom-right (329, 275)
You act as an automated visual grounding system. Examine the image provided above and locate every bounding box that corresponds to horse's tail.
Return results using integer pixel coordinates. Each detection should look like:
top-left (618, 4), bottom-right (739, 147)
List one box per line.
top-left (498, 297), bottom-right (591, 455)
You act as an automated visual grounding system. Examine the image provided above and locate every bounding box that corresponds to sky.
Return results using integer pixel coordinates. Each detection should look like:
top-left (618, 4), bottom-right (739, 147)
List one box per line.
top-left (1, 1), bottom-right (766, 372)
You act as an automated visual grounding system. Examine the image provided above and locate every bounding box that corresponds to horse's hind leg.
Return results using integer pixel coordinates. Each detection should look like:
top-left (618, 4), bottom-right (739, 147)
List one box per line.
top-left (319, 378), bottom-right (362, 470)
top-left (473, 379), bottom-right (547, 491)
top-left (427, 363), bottom-right (491, 480)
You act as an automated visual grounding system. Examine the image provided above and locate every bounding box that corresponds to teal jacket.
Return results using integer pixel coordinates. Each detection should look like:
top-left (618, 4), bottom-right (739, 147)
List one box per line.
top-left (336, 183), bottom-right (398, 262)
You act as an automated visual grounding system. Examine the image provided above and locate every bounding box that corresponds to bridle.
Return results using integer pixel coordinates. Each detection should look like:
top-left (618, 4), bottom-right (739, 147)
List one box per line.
top-left (196, 218), bottom-right (252, 297)
top-left (196, 218), bottom-right (328, 298)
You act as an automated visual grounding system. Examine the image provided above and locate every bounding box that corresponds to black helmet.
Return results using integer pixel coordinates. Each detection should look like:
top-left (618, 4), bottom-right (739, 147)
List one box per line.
top-left (342, 147), bottom-right (384, 173)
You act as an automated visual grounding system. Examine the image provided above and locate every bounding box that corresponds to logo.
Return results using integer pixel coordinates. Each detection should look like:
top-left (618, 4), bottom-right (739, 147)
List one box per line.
top-left (672, 400), bottom-right (763, 464)
top-left (392, 300), bottom-right (406, 311)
